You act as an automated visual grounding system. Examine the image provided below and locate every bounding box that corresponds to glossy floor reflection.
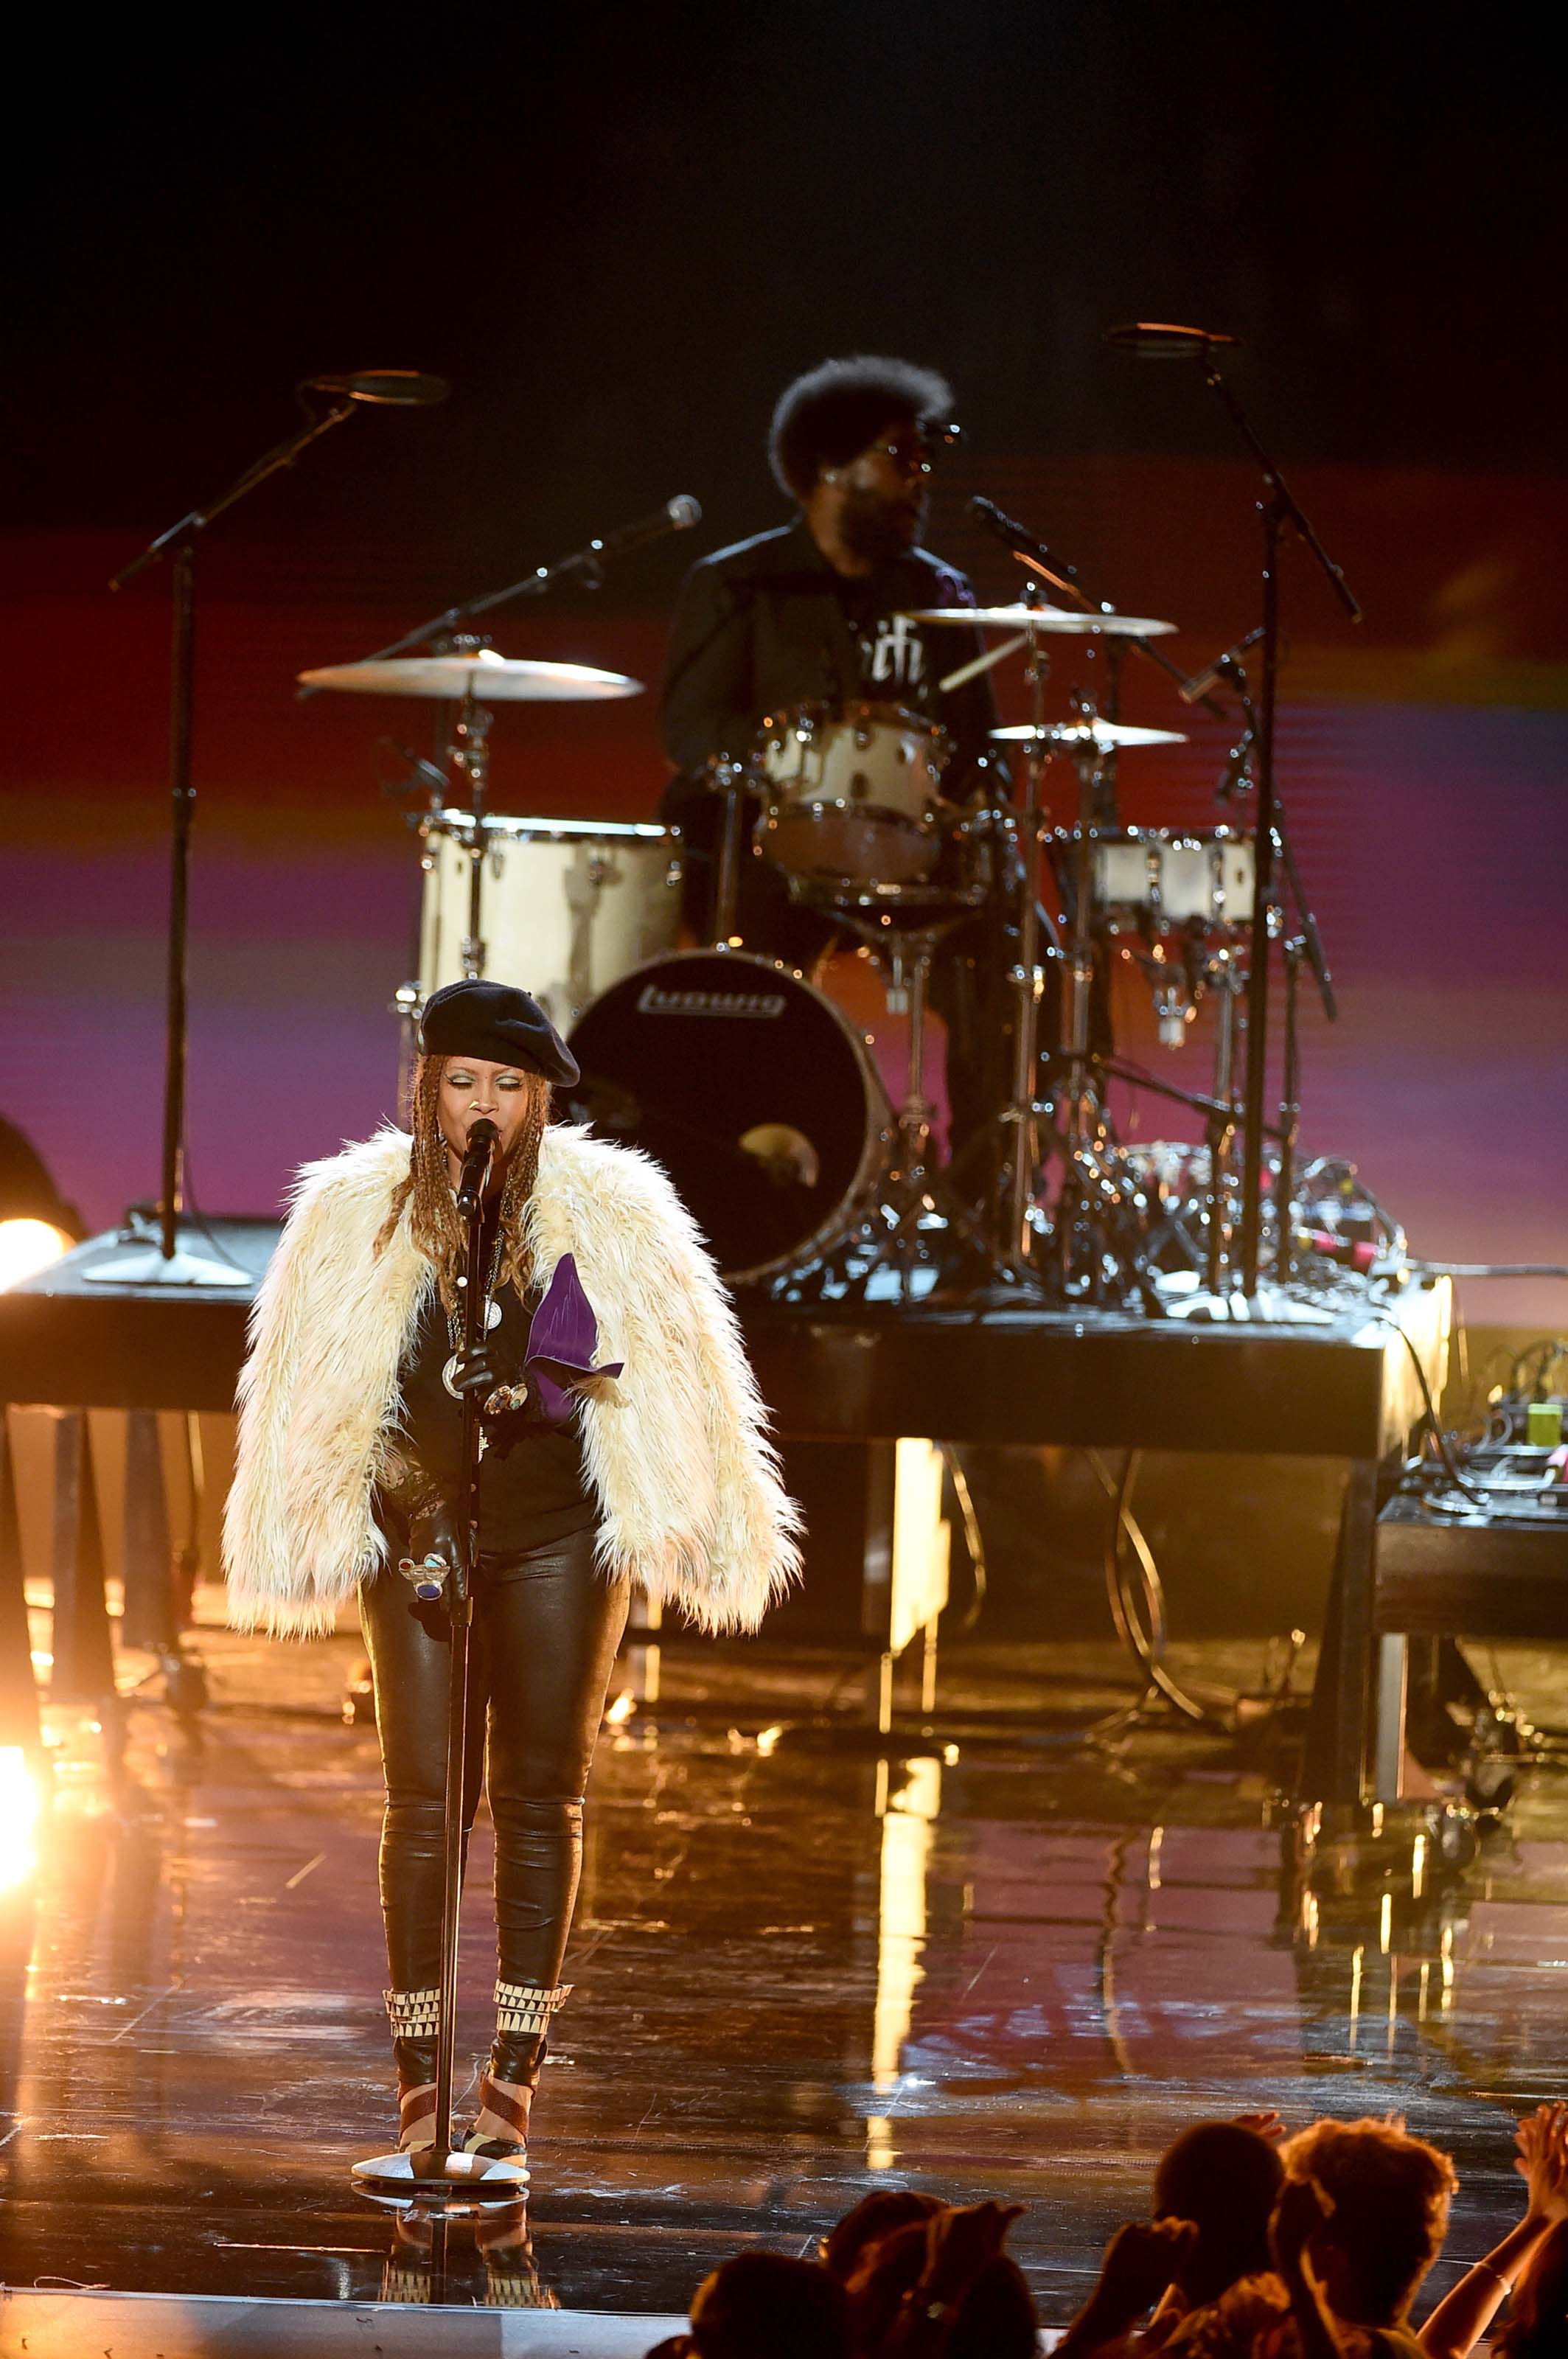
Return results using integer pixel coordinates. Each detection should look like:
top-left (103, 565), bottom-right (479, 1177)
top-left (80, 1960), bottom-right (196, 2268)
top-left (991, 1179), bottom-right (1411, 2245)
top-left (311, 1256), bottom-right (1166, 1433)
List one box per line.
top-left (4, 1613), bottom-right (1568, 2329)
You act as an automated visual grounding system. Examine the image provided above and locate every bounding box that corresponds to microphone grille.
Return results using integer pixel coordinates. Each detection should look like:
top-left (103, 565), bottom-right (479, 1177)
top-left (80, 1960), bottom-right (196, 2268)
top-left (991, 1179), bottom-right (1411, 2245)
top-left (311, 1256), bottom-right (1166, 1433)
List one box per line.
top-left (666, 495), bottom-right (703, 529)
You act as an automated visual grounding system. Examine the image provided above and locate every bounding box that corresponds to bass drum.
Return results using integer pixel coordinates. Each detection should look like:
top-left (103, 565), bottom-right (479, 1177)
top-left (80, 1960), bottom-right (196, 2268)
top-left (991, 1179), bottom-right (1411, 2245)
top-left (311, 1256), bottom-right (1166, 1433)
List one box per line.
top-left (565, 950), bottom-right (888, 1283)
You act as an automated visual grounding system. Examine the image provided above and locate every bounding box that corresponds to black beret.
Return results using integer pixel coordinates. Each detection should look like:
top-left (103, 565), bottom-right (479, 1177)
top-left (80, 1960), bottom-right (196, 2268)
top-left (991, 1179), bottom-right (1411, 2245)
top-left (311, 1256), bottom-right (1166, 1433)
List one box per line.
top-left (418, 980), bottom-right (579, 1087)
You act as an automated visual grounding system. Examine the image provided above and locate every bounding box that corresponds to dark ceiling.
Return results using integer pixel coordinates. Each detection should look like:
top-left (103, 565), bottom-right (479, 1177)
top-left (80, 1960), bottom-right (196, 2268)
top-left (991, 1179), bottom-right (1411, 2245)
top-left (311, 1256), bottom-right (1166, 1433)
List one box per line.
top-left (14, 4), bottom-right (1561, 582)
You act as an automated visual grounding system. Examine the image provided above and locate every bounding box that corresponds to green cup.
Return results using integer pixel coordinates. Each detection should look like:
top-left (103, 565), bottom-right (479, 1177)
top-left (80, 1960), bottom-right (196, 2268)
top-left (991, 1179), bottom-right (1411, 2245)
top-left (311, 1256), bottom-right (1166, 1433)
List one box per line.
top-left (1527, 1401), bottom-right (1564, 1448)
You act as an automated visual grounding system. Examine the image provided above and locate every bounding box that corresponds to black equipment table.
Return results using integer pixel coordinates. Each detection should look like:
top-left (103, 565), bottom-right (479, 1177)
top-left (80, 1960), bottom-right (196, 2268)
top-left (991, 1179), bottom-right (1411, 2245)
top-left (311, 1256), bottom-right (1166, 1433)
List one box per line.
top-left (0, 1219), bottom-right (1452, 1804)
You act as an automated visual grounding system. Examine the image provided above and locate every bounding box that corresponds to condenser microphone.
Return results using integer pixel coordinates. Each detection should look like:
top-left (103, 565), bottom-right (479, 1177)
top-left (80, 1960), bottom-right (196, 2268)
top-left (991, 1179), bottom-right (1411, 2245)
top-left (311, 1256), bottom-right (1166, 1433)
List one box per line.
top-left (302, 369), bottom-right (452, 406)
top-left (1179, 625), bottom-right (1266, 705)
top-left (1105, 322), bottom-right (1242, 361)
top-left (456, 1118), bottom-right (500, 1217)
top-left (968, 494), bottom-right (1079, 580)
top-left (590, 495), bottom-right (703, 557)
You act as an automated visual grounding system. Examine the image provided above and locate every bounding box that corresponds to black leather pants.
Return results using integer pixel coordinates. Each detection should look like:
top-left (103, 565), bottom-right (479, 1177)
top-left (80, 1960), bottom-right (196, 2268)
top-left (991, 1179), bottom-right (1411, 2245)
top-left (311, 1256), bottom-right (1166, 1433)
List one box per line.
top-left (360, 1522), bottom-right (630, 2008)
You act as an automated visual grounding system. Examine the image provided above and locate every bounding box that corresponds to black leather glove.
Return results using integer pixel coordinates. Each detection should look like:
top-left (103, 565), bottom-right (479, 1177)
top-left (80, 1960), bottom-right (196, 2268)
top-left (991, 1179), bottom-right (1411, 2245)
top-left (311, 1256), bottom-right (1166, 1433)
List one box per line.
top-left (448, 1342), bottom-right (499, 1398)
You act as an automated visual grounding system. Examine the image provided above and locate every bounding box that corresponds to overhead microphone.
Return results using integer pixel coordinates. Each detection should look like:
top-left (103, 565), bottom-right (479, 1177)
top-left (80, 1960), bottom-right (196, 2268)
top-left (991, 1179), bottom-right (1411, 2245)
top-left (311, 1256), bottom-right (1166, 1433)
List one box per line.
top-left (455, 1118), bottom-right (500, 1218)
top-left (968, 494), bottom-right (1078, 580)
top-left (1179, 624), bottom-right (1266, 705)
top-left (588, 495), bottom-right (703, 556)
top-left (301, 369), bottom-right (452, 407)
top-left (1105, 322), bottom-right (1243, 361)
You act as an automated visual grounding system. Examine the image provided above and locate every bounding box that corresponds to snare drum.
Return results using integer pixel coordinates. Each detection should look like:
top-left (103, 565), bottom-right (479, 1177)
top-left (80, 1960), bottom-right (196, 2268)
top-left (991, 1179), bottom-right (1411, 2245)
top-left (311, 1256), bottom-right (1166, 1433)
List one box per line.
top-left (1087, 826), bottom-right (1255, 933)
top-left (565, 949), bottom-right (889, 1282)
top-left (754, 700), bottom-right (952, 885)
top-left (419, 812), bottom-right (682, 1032)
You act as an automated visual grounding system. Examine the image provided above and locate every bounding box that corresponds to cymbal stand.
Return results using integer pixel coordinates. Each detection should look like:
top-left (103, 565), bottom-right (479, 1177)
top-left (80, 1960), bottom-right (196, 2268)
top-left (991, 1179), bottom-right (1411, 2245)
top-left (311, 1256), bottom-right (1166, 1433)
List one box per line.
top-left (1275, 936), bottom-right (1305, 1284)
top-left (413, 636), bottom-right (498, 984)
top-left (1205, 949), bottom-right (1244, 1293)
top-left (1050, 734), bottom-right (1122, 1296)
top-left (997, 616), bottom-right (1056, 1277)
top-left (708, 754), bottom-right (748, 947)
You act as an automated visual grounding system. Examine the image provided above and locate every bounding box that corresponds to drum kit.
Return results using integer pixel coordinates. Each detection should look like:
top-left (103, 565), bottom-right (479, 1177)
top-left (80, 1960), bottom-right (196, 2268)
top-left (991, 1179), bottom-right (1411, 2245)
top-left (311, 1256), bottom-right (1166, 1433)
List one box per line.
top-left (300, 585), bottom-right (1315, 1310)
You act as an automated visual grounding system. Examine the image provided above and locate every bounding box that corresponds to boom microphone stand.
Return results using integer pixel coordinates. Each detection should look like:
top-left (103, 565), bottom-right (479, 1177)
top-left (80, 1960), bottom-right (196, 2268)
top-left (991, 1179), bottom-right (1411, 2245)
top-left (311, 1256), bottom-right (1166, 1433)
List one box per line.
top-left (354, 1121), bottom-right (525, 2201)
top-left (1195, 360), bottom-right (1360, 1295)
top-left (1107, 324), bottom-right (1360, 1297)
top-left (92, 377), bottom-right (439, 1289)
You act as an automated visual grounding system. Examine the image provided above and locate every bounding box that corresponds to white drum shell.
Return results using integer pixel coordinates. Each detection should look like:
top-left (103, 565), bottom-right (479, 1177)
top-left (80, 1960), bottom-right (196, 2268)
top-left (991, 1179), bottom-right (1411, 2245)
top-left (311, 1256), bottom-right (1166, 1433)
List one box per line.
top-left (1091, 829), bottom-right (1255, 929)
top-left (419, 813), bottom-right (683, 1034)
top-left (756, 700), bottom-right (951, 884)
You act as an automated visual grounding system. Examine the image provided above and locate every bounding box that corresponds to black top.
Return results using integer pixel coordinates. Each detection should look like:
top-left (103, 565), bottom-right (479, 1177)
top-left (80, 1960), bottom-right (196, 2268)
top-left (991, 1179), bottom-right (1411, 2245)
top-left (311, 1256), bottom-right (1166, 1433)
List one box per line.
top-left (397, 1213), bottom-right (596, 1555)
top-left (658, 516), bottom-right (1003, 786)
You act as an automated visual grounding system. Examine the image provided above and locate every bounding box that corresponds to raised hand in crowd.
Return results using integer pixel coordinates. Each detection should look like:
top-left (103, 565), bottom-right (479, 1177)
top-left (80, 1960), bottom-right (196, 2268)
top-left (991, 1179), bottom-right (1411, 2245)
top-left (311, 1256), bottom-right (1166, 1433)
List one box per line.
top-left (1054, 2217), bottom-right (1200, 2358)
top-left (855, 2198), bottom-right (1032, 2358)
top-left (1418, 2102), bottom-right (1568, 2359)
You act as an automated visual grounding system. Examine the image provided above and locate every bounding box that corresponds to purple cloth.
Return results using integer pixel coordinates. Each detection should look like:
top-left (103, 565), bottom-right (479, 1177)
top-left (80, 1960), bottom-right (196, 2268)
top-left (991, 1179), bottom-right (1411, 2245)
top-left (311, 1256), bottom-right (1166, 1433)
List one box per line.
top-left (525, 1253), bottom-right (624, 1421)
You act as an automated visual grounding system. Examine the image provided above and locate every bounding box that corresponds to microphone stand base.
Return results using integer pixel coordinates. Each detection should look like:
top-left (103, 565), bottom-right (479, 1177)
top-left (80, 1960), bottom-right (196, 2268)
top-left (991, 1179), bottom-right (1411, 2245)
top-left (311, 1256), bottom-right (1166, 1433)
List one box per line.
top-left (84, 1244), bottom-right (251, 1289)
top-left (351, 2146), bottom-right (529, 2204)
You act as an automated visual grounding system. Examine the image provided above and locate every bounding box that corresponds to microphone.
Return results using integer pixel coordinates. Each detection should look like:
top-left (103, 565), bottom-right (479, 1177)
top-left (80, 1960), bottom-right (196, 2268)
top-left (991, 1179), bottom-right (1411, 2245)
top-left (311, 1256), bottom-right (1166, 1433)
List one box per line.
top-left (456, 1118), bottom-right (500, 1217)
top-left (1105, 322), bottom-right (1242, 361)
top-left (968, 494), bottom-right (1078, 580)
top-left (588, 495), bottom-right (703, 557)
top-left (1179, 625), bottom-right (1265, 705)
top-left (302, 369), bottom-right (451, 407)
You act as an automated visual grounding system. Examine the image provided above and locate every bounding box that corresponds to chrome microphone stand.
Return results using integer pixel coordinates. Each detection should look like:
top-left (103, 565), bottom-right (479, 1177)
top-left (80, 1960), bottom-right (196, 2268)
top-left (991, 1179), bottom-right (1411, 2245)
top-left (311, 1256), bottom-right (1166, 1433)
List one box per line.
top-left (353, 1148), bottom-right (525, 2204)
top-left (91, 391), bottom-right (366, 1289)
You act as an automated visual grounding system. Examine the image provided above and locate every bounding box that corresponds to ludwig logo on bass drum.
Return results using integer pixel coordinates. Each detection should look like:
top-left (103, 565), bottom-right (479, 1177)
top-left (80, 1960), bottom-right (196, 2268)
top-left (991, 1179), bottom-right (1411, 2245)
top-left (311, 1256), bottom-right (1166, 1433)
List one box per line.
top-left (638, 984), bottom-right (787, 1020)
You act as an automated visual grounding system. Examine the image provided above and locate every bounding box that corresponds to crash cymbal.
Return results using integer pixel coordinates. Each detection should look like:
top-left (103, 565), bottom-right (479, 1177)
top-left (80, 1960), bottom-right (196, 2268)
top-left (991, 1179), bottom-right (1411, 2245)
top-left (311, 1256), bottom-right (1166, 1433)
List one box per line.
top-left (991, 719), bottom-right (1188, 750)
top-left (904, 604), bottom-right (1177, 638)
top-left (298, 650), bottom-right (644, 701)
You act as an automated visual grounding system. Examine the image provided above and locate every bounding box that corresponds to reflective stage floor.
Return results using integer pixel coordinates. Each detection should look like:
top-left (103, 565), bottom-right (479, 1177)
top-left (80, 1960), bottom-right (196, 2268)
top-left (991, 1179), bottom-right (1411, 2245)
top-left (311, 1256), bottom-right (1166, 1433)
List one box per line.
top-left (4, 1611), bottom-right (1568, 2335)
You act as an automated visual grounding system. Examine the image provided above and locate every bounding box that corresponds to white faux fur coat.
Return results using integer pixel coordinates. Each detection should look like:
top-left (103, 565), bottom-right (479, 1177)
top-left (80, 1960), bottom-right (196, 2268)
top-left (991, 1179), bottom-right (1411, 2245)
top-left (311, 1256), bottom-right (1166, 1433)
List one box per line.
top-left (223, 1124), bottom-right (801, 1639)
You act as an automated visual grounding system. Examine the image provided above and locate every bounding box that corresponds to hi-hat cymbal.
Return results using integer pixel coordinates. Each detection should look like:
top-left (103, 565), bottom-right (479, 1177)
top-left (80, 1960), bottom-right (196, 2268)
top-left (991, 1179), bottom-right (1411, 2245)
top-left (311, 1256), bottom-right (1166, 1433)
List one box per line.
top-left (904, 604), bottom-right (1177, 638)
top-left (298, 650), bottom-right (644, 701)
top-left (991, 719), bottom-right (1188, 750)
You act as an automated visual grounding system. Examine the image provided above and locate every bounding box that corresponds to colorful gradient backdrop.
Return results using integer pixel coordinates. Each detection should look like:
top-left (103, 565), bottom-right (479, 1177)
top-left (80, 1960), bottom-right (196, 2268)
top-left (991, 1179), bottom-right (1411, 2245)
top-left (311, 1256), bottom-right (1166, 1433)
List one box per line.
top-left (6, 453), bottom-right (1565, 1326)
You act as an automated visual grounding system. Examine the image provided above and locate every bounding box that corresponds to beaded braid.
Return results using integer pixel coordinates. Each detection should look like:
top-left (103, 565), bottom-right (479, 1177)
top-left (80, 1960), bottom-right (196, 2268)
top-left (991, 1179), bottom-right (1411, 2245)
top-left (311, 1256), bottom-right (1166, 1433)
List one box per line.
top-left (375, 1053), bottom-right (549, 1312)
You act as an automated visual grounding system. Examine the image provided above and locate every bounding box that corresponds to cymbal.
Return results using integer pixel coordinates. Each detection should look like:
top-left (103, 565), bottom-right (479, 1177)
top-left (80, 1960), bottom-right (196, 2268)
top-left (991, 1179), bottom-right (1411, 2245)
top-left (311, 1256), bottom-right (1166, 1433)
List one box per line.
top-left (991, 720), bottom-right (1188, 750)
top-left (903, 604), bottom-right (1177, 638)
top-left (298, 650), bottom-right (644, 701)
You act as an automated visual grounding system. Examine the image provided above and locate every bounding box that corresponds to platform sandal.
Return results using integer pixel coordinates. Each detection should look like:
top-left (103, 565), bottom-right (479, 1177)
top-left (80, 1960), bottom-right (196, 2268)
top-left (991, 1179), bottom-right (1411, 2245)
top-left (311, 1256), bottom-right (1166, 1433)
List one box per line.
top-left (385, 1985), bottom-right (442, 2151)
top-left (464, 1979), bottom-right (571, 2159)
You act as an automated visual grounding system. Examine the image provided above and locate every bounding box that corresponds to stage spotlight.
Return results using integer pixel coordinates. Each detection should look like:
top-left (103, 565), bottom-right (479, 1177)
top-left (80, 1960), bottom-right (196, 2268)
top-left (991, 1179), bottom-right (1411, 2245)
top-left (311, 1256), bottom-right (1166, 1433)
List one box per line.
top-left (0, 1113), bottom-right (80, 1290)
top-left (0, 1216), bottom-right (72, 1292)
top-left (0, 1745), bottom-right (42, 1892)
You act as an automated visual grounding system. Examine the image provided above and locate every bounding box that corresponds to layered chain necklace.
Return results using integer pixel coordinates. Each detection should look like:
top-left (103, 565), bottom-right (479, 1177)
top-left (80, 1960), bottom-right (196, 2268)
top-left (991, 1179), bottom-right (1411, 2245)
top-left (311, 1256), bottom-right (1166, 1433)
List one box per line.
top-left (440, 1219), bottom-right (506, 1401)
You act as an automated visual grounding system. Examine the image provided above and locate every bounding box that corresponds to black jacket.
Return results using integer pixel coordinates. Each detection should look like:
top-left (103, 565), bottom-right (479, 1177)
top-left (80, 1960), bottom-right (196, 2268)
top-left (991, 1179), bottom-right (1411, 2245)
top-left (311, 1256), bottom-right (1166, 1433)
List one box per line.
top-left (658, 516), bottom-right (1003, 790)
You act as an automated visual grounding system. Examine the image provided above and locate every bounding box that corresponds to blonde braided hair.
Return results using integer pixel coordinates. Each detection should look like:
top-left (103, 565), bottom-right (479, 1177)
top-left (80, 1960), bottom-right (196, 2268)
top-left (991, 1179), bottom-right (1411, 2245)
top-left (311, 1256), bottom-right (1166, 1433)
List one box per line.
top-left (376, 1053), bottom-right (549, 1312)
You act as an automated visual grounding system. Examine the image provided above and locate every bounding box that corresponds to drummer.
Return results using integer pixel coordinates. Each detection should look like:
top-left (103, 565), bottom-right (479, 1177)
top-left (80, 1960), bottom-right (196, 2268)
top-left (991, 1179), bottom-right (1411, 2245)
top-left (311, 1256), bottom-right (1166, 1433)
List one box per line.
top-left (659, 355), bottom-right (1009, 1185)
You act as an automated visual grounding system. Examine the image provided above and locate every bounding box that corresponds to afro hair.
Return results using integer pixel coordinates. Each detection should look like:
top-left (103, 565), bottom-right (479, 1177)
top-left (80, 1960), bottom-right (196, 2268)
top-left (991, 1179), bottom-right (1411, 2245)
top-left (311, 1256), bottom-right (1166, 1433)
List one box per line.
top-left (769, 355), bottom-right (955, 502)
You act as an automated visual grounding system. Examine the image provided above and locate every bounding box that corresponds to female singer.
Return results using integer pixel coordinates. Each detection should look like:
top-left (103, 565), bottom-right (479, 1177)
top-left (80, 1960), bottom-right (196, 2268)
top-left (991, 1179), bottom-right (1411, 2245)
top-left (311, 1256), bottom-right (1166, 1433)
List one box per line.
top-left (223, 978), bottom-right (800, 2161)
